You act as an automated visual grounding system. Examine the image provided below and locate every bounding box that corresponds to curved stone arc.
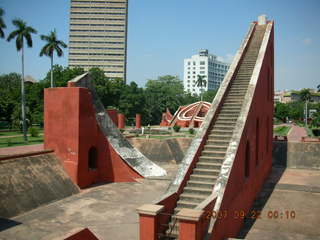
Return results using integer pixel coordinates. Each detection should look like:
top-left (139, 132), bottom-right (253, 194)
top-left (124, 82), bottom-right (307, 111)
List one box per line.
top-left (177, 101), bottom-right (211, 121)
top-left (68, 73), bottom-right (166, 177)
top-left (162, 22), bottom-right (257, 195)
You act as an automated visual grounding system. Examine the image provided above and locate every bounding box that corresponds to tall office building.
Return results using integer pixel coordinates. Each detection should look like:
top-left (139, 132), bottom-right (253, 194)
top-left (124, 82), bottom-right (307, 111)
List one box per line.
top-left (183, 50), bottom-right (230, 95)
top-left (68, 0), bottom-right (128, 82)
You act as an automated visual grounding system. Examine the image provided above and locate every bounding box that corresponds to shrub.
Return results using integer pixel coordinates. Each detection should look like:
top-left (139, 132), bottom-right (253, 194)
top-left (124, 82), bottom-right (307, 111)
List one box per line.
top-left (173, 125), bottom-right (181, 132)
top-left (189, 128), bottom-right (195, 134)
top-left (29, 127), bottom-right (39, 137)
top-left (312, 129), bottom-right (320, 136)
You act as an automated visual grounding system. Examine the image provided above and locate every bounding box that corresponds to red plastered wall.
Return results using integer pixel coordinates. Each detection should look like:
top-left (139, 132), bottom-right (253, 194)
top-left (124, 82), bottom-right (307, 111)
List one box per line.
top-left (44, 87), bottom-right (142, 188)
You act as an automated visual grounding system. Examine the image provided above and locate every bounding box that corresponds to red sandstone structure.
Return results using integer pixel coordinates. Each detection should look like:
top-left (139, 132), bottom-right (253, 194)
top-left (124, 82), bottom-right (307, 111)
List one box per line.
top-left (44, 73), bottom-right (166, 188)
top-left (160, 102), bottom-right (211, 128)
top-left (137, 16), bottom-right (274, 240)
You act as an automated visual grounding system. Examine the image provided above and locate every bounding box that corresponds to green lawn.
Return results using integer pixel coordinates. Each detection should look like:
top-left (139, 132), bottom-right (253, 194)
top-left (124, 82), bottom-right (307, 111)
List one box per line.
top-left (0, 136), bottom-right (43, 148)
top-left (273, 126), bottom-right (291, 136)
top-left (0, 129), bottom-right (43, 137)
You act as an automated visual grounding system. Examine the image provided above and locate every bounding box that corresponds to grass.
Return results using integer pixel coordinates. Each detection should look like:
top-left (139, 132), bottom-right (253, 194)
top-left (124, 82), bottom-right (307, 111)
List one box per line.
top-left (136, 134), bottom-right (194, 140)
top-left (273, 126), bottom-right (291, 136)
top-left (0, 136), bottom-right (43, 148)
top-left (0, 128), bottom-right (43, 137)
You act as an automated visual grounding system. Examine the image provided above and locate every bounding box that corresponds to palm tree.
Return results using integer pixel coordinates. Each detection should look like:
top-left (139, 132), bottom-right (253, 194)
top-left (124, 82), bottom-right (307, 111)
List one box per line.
top-left (196, 75), bottom-right (207, 101)
top-left (40, 29), bottom-right (67, 87)
top-left (299, 88), bottom-right (311, 126)
top-left (7, 18), bottom-right (37, 142)
top-left (0, 8), bottom-right (6, 38)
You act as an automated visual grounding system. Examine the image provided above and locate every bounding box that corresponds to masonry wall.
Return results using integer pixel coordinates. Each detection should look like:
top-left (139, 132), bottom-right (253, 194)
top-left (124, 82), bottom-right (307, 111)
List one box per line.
top-left (273, 141), bottom-right (320, 169)
top-left (0, 152), bottom-right (79, 218)
top-left (44, 87), bottom-right (142, 188)
top-left (211, 23), bottom-right (274, 240)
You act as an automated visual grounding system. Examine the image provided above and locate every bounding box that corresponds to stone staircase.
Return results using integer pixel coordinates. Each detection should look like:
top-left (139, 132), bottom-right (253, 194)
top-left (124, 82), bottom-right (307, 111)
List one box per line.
top-left (162, 25), bottom-right (266, 239)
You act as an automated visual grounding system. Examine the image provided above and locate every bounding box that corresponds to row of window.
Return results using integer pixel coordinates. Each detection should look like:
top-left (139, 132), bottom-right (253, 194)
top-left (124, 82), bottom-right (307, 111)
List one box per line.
top-left (70, 52), bottom-right (124, 56)
top-left (71, 6), bottom-right (125, 9)
top-left (70, 17), bottom-right (125, 21)
top-left (70, 29), bottom-right (124, 32)
top-left (70, 23), bottom-right (124, 26)
top-left (70, 41), bottom-right (124, 44)
top-left (70, 35), bottom-right (125, 38)
top-left (71, 1), bottom-right (126, 3)
top-left (69, 58), bottom-right (123, 62)
top-left (69, 46), bottom-right (124, 50)
top-left (71, 12), bottom-right (126, 15)
top-left (187, 61), bottom-right (229, 69)
top-left (69, 64), bottom-right (123, 68)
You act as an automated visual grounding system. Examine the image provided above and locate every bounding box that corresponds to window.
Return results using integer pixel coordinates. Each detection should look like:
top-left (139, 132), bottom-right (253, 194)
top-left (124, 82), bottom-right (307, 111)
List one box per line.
top-left (188, 62), bottom-right (190, 65)
top-left (245, 141), bottom-right (250, 178)
top-left (200, 71), bottom-right (205, 74)
top-left (200, 61), bottom-right (205, 65)
top-left (193, 71), bottom-right (196, 74)
top-left (193, 62), bottom-right (196, 65)
top-left (200, 67), bottom-right (205, 70)
top-left (88, 146), bottom-right (98, 170)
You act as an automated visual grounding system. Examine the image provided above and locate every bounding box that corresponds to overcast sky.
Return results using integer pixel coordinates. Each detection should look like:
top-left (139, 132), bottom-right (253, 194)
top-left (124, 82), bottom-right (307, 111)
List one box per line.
top-left (0, 0), bottom-right (319, 91)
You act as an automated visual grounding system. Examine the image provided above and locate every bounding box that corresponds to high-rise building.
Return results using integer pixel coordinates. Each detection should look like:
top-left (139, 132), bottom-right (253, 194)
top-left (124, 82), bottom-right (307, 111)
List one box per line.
top-left (68, 0), bottom-right (128, 82)
top-left (183, 50), bottom-right (230, 94)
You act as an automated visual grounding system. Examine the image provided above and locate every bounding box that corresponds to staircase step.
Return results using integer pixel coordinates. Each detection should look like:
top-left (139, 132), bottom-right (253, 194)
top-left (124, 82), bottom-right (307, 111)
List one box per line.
top-left (187, 180), bottom-right (215, 189)
top-left (177, 200), bottom-right (198, 209)
top-left (204, 145), bottom-right (228, 151)
top-left (193, 168), bottom-right (221, 176)
top-left (180, 193), bottom-right (207, 203)
top-left (201, 150), bottom-right (226, 157)
top-left (196, 161), bottom-right (222, 170)
top-left (189, 173), bottom-right (218, 182)
top-left (184, 186), bottom-right (212, 195)
top-left (198, 156), bottom-right (224, 163)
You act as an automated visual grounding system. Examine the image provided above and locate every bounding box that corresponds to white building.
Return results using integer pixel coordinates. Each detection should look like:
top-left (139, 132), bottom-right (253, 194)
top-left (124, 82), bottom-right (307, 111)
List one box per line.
top-left (183, 50), bottom-right (230, 95)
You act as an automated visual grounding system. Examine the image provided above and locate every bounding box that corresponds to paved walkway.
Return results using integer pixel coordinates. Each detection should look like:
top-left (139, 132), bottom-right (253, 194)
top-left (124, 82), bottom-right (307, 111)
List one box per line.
top-left (0, 166), bottom-right (319, 240)
top-left (287, 125), bottom-right (308, 142)
top-left (0, 144), bottom-right (44, 157)
top-left (238, 167), bottom-right (320, 240)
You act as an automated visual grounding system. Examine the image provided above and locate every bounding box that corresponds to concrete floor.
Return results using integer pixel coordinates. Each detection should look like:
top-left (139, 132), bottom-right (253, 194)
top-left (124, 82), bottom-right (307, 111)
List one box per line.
top-left (238, 168), bottom-right (320, 240)
top-left (1, 166), bottom-right (320, 240)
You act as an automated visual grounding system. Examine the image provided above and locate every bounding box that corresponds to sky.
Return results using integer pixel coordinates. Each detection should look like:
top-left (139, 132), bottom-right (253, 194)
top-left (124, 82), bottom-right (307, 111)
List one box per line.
top-left (0, 0), bottom-right (319, 91)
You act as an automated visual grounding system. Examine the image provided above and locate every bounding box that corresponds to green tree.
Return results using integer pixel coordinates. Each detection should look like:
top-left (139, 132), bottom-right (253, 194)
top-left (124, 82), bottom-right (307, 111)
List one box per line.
top-left (196, 75), bottom-right (207, 101)
top-left (0, 73), bottom-right (21, 125)
top-left (275, 102), bottom-right (290, 122)
top-left (40, 30), bottom-right (67, 88)
top-left (202, 90), bottom-right (217, 103)
top-left (317, 84), bottom-right (320, 92)
top-left (144, 75), bottom-right (185, 124)
top-left (0, 8), bottom-right (6, 38)
top-left (299, 88), bottom-right (311, 102)
top-left (7, 19), bottom-right (37, 142)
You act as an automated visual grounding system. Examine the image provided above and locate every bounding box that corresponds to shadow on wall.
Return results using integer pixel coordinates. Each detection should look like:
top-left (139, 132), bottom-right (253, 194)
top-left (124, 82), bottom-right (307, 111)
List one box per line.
top-left (0, 218), bottom-right (21, 232)
top-left (272, 140), bottom-right (288, 167)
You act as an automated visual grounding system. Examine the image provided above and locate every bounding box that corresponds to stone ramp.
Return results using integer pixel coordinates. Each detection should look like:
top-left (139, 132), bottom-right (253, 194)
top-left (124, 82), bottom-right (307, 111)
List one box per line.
top-left (0, 152), bottom-right (80, 218)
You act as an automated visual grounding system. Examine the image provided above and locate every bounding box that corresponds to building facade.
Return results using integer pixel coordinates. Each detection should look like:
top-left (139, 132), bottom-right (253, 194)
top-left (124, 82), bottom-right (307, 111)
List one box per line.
top-left (68, 0), bottom-right (128, 82)
top-left (183, 50), bottom-right (230, 95)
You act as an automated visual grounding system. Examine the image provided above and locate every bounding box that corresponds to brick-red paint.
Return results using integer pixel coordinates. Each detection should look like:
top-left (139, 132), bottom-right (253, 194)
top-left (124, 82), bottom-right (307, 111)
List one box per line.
top-left (135, 114), bottom-right (141, 129)
top-left (210, 23), bottom-right (274, 240)
top-left (139, 214), bottom-right (158, 240)
top-left (64, 228), bottom-right (99, 240)
top-left (117, 113), bottom-right (125, 129)
top-left (44, 87), bottom-right (142, 188)
top-left (106, 109), bottom-right (118, 126)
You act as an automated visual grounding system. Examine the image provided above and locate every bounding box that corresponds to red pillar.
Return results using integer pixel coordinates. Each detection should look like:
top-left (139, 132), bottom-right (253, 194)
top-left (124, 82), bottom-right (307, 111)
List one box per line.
top-left (136, 114), bottom-right (141, 129)
top-left (177, 209), bottom-right (204, 240)
top-left (117, 113), bottom-right (125, 129)
top-left (106, 109), bottom-right (118, 126)
top-left (136, 204), bottom-right (164, 240)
